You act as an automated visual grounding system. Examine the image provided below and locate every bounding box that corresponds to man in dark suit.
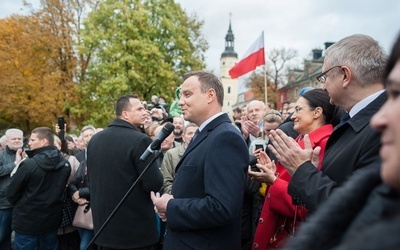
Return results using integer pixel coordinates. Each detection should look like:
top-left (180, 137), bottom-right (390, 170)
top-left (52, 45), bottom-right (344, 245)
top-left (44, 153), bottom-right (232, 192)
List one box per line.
top-left (267, 34), bottom-right (387, 212)
top-left (151, 71), bottom-right (249, 249)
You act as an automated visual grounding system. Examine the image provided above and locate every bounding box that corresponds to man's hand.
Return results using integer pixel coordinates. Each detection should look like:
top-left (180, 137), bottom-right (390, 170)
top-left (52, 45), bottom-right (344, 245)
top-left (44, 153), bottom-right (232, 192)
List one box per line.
top-left (268, 129), bottom-right (318, 175)
top-left (151, 191), bottom-right (173, 222)
top-left (245, 120), bottom-right (261, 137)
top-left (14, 148), bottom-right (23, 165)
top-left (240, 116), bottom-right (250, 140)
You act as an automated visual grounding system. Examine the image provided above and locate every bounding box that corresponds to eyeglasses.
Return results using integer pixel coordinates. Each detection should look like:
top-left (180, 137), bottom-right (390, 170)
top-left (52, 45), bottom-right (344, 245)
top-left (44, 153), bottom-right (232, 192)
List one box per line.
top-left (316, 66), bottom-right (342, 84)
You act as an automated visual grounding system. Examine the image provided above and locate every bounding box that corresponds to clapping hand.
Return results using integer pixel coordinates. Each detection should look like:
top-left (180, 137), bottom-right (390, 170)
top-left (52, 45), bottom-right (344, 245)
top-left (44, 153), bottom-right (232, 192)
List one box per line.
top-left (268, 129), bottom-right (321, 175)
top-left (248, 151), bottom-right (278, 185)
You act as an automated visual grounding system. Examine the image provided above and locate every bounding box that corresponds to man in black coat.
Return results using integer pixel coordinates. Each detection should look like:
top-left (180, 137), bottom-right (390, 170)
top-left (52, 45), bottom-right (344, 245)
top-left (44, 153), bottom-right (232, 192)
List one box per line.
top-left (88, 94), bottom-right (163, 249)
top-left (7, 127), bottom-right (71, 249)
top-left (268, 34), bottom-right (388, 212)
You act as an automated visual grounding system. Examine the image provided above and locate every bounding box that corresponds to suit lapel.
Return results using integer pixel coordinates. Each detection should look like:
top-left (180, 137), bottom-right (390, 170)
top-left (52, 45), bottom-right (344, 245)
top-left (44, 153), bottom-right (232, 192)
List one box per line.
top-left (175, 114), bottom-right (231, 172)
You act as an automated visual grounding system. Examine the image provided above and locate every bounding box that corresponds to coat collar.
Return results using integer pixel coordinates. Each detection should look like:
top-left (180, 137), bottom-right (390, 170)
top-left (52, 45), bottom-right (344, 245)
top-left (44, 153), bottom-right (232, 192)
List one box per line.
top-left (175, 113), bottom-right (231, 172)
top-left (109, 118), bottom-right (140, 131)
top-left (5, 145), bottom-right (17, 155)
top-left (296, 124), bottom-right (333, 149)
top-left (336, 91), bottom-right (387, 132)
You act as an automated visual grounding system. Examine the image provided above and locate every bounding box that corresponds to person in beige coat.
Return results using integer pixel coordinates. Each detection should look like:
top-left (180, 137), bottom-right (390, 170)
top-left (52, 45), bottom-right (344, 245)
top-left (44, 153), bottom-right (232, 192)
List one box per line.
top-left (160, 123), bottom-right (198, 194)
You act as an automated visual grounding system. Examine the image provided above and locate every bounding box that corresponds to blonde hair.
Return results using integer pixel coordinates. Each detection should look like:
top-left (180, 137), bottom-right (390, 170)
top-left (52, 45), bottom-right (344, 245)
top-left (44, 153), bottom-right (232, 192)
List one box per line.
top-left (262, 110), bottom-right (283, 139)
top-left (263, 110), bottom-right (283, 123)
top-left (54, 135), bottom-right (61, 148)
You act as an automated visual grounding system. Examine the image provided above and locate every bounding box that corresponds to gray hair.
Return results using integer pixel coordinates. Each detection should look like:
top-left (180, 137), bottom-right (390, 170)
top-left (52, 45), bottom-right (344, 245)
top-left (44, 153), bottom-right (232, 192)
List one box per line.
top-left (325, 34), bottom-right (387, 86)
top-left (0, 135), bottom-right (7, 145)
top-left (5, 128), bottom-right (23, 139)
top-left (81, 125), bottom-right (96, 136)
top-left (247, 100), bottom-right (266, 112)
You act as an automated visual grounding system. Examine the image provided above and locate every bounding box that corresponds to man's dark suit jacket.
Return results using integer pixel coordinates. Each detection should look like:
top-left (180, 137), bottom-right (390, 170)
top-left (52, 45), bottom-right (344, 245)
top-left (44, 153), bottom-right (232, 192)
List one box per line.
top-left (288, 91), bottom-right (387, 212)
top-left (163, 113), bottom-right (249, 250)
top-left (74, 149), bottom-right (85, 163)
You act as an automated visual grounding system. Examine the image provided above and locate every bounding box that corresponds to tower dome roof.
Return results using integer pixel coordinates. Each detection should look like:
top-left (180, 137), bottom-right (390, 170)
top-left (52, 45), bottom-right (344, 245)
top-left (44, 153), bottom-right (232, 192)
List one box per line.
top-left (221, 17), bottom-right (237, 59)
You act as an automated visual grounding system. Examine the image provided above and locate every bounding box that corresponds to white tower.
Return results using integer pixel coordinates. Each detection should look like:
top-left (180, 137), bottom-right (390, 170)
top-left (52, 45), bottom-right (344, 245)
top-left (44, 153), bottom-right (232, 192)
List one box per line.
top-left (220, 15), bottom-right (238, 117)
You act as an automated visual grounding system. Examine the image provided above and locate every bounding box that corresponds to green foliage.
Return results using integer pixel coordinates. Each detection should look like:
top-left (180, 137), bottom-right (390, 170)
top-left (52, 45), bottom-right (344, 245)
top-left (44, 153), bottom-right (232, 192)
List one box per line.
top-left (75, 0), bottom-right (208, 126)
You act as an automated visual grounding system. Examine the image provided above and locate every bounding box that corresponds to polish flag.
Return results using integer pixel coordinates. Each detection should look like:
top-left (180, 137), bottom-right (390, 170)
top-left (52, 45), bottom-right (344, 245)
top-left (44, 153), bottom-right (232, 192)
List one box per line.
top-left (229, 32), bottom-right (265, 79)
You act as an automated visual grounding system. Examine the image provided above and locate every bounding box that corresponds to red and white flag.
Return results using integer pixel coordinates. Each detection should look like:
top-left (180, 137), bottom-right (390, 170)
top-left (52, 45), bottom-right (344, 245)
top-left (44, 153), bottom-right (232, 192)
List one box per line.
top-left (229, 32), bottom-right (265, 79)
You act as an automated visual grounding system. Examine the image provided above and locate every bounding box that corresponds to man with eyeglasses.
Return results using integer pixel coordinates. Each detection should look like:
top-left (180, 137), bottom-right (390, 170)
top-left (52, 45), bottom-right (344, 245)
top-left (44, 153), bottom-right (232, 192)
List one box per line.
top-left (267, 34), bottom-right (387, 213)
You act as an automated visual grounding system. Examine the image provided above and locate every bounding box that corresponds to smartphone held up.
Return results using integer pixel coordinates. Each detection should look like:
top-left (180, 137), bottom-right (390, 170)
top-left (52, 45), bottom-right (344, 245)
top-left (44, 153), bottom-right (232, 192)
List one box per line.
top-left (58, 116), bottom-right (65, 140)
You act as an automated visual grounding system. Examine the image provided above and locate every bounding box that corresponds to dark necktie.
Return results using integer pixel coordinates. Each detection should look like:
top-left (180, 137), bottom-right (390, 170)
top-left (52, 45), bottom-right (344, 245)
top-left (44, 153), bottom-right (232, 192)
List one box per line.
top-left (339, 113), bottom-right (351, 125)
top-left (191, 129), bottom-right (200, 142)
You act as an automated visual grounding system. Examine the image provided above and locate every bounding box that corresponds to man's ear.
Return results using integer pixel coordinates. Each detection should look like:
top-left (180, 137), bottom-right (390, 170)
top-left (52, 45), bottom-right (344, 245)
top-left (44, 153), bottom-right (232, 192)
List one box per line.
top-left (341, 66), bottom-right (352, 88)
top-left (42, 138), bottom-right (50, 147)
top-left (121, 110), bottom-right (129, 120)
top-left (207, 88), bottom-right (216, 104)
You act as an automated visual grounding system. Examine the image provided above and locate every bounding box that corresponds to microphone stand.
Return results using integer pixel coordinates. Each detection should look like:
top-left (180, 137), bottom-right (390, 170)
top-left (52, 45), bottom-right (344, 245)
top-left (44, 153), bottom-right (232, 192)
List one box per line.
top-left (86, 150), bottom-right (162, 249)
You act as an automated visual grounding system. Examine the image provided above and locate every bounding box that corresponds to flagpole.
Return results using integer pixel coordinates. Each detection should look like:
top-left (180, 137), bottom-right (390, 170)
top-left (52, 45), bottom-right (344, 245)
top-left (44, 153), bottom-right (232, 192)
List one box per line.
top-left (264, 65), bottom-right (268, 105)
top-left (262, 31), bottom-right (268, 106)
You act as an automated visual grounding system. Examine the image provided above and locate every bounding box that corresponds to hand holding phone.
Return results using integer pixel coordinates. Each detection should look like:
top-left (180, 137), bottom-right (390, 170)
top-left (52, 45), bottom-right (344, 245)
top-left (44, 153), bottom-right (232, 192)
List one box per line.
top-left (255, 144), bottom-right (264, 151)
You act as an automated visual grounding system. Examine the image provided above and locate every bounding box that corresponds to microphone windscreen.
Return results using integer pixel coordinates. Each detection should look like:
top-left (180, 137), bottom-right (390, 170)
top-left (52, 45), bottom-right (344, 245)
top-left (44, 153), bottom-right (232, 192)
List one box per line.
top-left (162, 122), bottom-right (175, 134)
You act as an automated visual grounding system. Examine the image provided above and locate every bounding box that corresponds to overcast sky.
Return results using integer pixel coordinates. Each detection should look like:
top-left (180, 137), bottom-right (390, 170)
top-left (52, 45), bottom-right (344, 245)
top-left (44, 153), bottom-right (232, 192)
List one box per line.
top-left (2, 0), bottom-right (400, 76)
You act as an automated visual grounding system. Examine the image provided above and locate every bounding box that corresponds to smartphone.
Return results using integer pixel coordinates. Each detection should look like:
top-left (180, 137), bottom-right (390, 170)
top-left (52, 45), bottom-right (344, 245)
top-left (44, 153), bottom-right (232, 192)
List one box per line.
top-left (255, 144), bottom-right (264, 151)
top-left (58, 116), bottom-right (65, 140)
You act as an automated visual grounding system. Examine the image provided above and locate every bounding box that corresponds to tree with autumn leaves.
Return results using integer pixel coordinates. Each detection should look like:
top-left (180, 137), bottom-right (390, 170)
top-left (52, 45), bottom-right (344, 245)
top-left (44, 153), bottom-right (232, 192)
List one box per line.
top-left (0, 10), bottom-right (78, 132)
top-left (0, 0), bottom-right (208, 132)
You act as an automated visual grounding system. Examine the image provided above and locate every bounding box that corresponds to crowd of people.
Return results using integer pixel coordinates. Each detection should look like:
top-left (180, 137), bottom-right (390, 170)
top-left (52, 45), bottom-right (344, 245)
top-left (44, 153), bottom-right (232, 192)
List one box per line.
top-left (0, 31), bottom-right (400, 250)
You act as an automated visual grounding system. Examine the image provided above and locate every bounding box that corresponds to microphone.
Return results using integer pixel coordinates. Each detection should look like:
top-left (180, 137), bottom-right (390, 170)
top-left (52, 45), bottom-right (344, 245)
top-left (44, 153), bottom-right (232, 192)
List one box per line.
top-left (140, 122), bottom-right (175, 162)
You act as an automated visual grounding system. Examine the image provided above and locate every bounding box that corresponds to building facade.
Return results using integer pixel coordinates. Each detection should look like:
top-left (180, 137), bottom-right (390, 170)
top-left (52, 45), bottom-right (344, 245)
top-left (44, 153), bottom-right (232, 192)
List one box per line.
top-left (277, 42), bottom-right (334, 109)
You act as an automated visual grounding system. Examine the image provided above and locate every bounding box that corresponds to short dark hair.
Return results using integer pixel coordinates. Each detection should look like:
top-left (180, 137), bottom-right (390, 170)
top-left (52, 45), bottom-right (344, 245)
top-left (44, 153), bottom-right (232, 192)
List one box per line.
top-left (31, 127), bottom-right (54, 146)
top-left (183, 71), bottom-right (224, 106)
top-left (115, 94), bottom-right (139, 116)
